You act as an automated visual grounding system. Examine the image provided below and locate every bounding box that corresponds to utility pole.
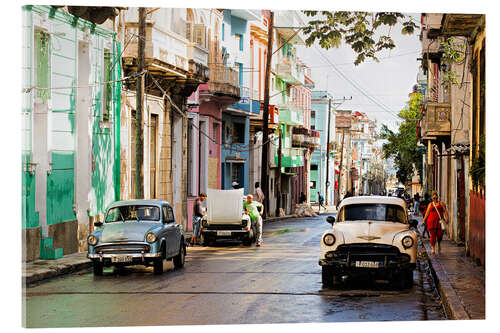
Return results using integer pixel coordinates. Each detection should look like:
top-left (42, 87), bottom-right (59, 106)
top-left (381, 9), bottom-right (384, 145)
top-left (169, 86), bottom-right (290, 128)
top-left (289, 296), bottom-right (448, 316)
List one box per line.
top-left (135, 7), bottom-right (146, 199)
top-left (337, 129), bottom-right (345, 203)
top-left (276, 126), bottom-right (282, 216)
top-left (261, 11), bottom-right (274, 218)
top-left (325, 98), bottom-right (332, 205)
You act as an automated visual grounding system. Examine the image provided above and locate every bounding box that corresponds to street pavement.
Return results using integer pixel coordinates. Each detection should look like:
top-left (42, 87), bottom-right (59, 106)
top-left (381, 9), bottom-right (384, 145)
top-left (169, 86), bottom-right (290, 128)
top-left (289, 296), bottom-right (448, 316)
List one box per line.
top-left (22, 210), bottom-right (484, 326)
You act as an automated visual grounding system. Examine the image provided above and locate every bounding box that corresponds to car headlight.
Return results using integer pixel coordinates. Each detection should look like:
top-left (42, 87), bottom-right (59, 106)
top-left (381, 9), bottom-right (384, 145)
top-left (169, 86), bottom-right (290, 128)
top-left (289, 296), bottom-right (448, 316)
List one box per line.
top-left (146, 232), bottom-right (157, 243)
top-left (323, 233), bottom-right (336, 246)
top-left (402, 236), bottom-right (414, 249)
top-left (87, 234), bottom-right (98, 246)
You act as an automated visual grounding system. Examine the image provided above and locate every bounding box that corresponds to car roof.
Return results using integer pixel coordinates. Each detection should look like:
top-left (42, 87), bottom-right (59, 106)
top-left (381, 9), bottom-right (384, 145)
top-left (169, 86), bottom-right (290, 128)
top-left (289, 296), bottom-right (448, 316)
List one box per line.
top-left (108, 200), bottom-right (170, 209)
top-left (339, 196), bottom-right (406, 209)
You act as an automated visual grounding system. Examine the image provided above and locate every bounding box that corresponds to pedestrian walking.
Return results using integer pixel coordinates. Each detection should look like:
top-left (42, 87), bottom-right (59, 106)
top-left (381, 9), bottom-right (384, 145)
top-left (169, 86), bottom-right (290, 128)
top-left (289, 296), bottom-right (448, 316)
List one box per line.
top-left (190, 192), bottom-right (207, 246)
top-left (318, 192), bottom-right (326, 211)
top-left (254, 182), bottom-right (265, 203)
top-left (419, 193), bottom-right (431, 238)
top-left (243, 194), bottom-right (264, 246)
top-left (422, 191), bottom-right (449, 255)
top-left (413, 192), bottom-right (420, 216)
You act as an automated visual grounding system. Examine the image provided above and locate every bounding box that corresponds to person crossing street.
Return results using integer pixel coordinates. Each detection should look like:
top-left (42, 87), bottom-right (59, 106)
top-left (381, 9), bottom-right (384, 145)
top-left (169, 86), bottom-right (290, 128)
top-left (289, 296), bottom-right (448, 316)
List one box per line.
top-left (243, 194), bottom-right (264, 247)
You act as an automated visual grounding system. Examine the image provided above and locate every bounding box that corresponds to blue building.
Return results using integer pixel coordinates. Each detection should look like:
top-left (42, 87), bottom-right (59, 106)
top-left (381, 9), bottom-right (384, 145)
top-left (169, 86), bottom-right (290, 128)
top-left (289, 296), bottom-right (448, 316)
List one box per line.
top-left (310, 91), bottom-right (336, 204)
top-left (220, 10), bottom-right (261, 193)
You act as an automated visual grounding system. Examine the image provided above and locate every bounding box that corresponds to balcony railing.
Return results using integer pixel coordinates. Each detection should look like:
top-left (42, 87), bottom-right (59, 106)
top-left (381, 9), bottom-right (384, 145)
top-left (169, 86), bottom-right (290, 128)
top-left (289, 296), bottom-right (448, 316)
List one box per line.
top-left (122, 22), bottom-right (209, 73)
top-left (278, 101), bottom-right (303, 125)
top-left (207, 64), bottom-right (240, 97)
top-left (420, 102), bottom-right (451, 138)
top-left (276, 58), bottom-right (305, 85)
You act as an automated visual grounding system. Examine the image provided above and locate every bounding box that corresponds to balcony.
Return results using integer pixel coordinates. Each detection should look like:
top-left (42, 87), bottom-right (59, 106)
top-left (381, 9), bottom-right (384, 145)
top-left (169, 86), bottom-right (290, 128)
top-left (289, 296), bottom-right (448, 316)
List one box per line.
top-left (274, 11), bottom-right (304, 44)
top-left (228, 86), bottom-right (261, 113)
top-left (292, 128), bottom-right (320, 149)
top-left (206, 64), bottom-right (240, 98)
top-left (276, 58), bottom-right (305, 85)
top-left (420, 102), bottom-right (451, 138)
top-left (278, 101), bottom-right (303, 126)
top-left (274, 147), bottom-right (304, 168)
top-left (122, 21), bottom-right (209, 80)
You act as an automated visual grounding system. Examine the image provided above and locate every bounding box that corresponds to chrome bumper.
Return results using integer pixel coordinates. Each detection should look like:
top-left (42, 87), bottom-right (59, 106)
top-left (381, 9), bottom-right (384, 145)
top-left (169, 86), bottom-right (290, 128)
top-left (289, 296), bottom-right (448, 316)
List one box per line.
top-left (88, 253), bottom-right (162, 261)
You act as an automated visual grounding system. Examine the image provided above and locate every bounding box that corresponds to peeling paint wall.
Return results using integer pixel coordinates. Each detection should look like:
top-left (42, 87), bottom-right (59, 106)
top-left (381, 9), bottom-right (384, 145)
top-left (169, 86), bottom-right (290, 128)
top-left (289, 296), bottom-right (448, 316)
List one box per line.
top-left (22, 5), bottom-right (120, 259)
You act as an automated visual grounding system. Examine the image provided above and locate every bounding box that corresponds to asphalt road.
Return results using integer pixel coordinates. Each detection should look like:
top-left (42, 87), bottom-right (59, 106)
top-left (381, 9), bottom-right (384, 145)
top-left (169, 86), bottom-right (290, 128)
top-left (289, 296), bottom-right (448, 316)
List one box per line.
top-left (23, 214), bottom-right (445, 328)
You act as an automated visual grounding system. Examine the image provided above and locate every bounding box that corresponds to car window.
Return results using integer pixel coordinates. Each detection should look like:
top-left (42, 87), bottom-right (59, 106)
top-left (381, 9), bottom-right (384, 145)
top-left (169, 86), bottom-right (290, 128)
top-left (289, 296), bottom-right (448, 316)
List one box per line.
top-left (337, 204), bottom-right (407, 223)
top-left (163, 206), bottom-right (174, 223)
top-left (105, 206), bottom-right (160, 223)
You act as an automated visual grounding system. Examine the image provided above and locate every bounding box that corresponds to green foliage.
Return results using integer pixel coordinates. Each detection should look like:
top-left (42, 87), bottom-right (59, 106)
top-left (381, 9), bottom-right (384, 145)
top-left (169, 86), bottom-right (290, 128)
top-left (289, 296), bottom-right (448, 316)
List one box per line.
top-left (302, 11), bottom-right (417, 65)
top-left (380, 93), bottom-right (423, 184)
top-left (470, 135), bottom-right (485, 189)
top-left (439, 37), bottom-right (465, 87)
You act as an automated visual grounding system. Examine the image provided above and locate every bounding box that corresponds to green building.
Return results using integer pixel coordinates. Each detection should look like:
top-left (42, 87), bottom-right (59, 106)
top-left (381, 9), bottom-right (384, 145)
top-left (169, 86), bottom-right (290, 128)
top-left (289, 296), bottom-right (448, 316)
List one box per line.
top-left (22, 5), bottom-right (121, 261)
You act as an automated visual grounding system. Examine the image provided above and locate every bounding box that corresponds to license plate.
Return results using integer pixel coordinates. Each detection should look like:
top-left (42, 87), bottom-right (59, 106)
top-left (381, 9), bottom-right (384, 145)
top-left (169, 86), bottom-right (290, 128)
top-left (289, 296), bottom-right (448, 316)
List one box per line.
top-left (355, 261), bottom-right (380, 268)
top-left (111, 255), bottom-right (133, 263)
top-left (217, 231), bottom-right (232, 236)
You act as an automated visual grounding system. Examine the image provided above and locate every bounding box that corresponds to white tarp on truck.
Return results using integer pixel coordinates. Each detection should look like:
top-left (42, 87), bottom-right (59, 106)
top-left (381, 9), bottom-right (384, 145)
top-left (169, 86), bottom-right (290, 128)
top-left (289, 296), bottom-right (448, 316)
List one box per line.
top-left (206, 188), bottom-right (244, 224)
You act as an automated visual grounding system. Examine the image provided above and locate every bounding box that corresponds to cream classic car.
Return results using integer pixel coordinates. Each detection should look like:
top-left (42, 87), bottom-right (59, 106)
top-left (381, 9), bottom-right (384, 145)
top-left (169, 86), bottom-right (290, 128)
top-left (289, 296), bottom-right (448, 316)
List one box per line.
top-left (319, 196), bottom-right (418, 288)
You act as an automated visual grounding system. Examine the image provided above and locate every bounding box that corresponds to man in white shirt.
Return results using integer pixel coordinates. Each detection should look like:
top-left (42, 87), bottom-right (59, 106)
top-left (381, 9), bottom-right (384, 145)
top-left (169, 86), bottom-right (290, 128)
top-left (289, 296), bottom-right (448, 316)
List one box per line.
top-left (254, 182), bottom-right (265, 203)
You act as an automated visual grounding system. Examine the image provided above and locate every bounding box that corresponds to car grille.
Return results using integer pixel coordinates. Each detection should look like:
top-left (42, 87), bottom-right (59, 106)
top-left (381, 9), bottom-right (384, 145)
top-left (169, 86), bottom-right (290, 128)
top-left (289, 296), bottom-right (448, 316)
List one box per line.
top-left (95, 243), bottom-right (150, 254)
top-left (204, 224), bottom-right (246, 231)
top-left (327, 243), bottom-right (410, 263)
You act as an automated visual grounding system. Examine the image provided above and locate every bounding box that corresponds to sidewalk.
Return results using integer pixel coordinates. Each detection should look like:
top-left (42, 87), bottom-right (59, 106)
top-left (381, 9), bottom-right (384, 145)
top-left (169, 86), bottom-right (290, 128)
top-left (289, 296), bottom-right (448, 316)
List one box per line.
top-left (414, 214), bottom-right (485, 319)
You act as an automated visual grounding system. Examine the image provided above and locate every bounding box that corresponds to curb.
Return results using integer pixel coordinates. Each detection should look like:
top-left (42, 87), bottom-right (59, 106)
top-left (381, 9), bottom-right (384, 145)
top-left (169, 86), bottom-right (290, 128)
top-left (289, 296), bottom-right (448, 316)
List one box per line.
top-left (23, 259), bottom-right (92, 285)
top-left (421, 238), bottom-right (470, 320)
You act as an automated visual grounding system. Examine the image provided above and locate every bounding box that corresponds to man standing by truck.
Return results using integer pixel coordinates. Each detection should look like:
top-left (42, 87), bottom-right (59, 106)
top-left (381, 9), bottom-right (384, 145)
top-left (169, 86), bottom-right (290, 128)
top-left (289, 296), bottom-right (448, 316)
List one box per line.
top-left (243, 194), bottom-right (264, 247)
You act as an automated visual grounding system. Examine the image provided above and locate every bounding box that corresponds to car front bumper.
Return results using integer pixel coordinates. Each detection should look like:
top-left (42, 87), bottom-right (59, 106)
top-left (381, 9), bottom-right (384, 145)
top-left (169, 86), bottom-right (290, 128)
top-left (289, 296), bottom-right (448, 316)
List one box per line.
top-left (88, 253), bottom-right (162, 266)
top-left (318, 257), bottom-right (416, 273)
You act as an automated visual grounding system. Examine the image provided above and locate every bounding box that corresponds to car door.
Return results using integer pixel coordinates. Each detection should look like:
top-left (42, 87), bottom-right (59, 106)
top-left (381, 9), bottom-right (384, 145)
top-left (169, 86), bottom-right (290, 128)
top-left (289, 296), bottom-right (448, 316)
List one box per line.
top-left (162, 205), bottom-right (177, 257)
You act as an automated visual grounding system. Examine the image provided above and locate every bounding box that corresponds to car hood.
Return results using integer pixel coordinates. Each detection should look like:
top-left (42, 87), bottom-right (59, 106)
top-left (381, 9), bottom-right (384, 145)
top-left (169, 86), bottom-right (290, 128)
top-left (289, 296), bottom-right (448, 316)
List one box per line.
top-left (333, 221), bottom-right (409, 244)
top-left (100, 221), bottom-right (159, 243)
top-left (206, 188), bottom-right (245, 224)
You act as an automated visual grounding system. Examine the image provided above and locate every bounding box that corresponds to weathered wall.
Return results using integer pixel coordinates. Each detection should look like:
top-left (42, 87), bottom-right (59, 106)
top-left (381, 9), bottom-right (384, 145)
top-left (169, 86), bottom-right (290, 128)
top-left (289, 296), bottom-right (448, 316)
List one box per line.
top-left (47, 220), bottom-right (78, 255)
top-left (22, 227), bottom-right (40, 262)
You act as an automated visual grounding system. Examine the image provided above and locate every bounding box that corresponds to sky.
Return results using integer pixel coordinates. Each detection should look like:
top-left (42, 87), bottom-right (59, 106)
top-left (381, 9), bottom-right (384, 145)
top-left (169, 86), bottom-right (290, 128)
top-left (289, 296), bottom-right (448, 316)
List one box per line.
top-left (296, 12), bottom-right (422, 133)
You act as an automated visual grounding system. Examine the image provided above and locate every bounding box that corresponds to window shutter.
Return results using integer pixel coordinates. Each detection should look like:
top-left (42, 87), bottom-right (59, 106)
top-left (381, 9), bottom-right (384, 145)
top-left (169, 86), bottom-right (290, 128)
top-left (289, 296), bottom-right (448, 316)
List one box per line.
top-left (186, 22), bottom-right (193, 42)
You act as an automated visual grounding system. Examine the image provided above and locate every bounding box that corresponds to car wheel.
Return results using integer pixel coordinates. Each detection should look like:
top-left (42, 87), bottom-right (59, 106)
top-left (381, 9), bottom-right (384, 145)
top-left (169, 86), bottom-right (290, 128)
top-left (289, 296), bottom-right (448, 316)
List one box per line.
top-left (242, 236), bottom-right (252, 246)
top-left (153, 258), bottom-right (164, 274)
top-left (173, 243), bottom-right (186, 269)
top-left (402, 269), bottom-right (414, 289)
top-left (93, 261), bottom-right (103, 276)
top-left (322, 266), bottom-right (334, 288)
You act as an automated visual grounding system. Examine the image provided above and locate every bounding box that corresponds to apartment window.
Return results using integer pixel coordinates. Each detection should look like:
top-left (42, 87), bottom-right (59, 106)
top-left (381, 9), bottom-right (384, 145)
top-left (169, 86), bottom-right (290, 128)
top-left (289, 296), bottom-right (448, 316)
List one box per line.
top-left (311, 125), bottom-right (315, 130)
top-left (311, 110), bottom-right (316, 118)
top-left (232, 122), bottom-right (245, 144)
top-left (35, 30), bottom-right (51, 103)
top-left (102, 50), bottom-right (112, 121)
top-left (311, 181), bottom-right (317, 189)
top-left (222, 23), bottom-right (225, 41)
top-left (311, 164), bottom-right (318, 171)
top-left (213, 122), bottom-right (219, 143)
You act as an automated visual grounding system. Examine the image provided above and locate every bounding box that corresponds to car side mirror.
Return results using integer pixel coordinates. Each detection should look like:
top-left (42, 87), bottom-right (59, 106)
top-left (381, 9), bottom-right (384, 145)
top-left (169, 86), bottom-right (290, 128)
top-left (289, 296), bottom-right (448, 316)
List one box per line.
top-left (94, 221), bottom-right (103, 227)
top-left (326, 216), bottom-right (335, 225)
top-left (409, 219), bottom-right (418, 229)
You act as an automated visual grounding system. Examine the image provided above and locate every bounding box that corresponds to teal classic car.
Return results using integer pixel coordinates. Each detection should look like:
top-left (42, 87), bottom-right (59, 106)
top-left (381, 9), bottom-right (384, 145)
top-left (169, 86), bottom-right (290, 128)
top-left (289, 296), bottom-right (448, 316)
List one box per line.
top-left (87, 200), bottom-right (186, 275)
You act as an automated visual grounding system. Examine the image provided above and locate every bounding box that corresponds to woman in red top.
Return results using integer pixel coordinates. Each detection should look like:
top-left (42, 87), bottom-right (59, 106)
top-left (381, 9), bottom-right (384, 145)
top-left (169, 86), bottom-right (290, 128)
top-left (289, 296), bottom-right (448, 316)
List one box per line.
top-left (423, 191), bottom-right (449, 254)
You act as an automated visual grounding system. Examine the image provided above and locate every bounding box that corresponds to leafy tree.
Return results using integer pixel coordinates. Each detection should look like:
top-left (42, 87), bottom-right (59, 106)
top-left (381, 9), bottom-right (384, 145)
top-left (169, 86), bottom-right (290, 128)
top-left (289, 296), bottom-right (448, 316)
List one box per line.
top-left (380, 92), bottom-right (424, 185)
top-left (302, 11), bottom-right (418, 65)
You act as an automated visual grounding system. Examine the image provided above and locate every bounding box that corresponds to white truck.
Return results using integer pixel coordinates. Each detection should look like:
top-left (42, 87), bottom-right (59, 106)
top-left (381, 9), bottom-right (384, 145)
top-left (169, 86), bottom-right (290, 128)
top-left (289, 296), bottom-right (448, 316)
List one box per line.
top-left (199, 188), bottom-right (257, 246)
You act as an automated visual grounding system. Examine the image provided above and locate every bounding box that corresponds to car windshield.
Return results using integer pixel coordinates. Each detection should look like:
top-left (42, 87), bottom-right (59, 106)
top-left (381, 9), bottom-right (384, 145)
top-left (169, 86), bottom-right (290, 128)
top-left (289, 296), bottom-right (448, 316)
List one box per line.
top-left (105, 205), bottom-right (160, 223)
top-left (337, 204), bottom-right (407, 223)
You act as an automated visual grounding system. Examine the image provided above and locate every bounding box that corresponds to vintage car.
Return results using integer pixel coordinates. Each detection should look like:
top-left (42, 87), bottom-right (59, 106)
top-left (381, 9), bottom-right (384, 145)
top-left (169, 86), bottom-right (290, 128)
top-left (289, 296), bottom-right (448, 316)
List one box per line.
top-left (87, 200), bottom-right (186, 275)
top-left (199, 188), bottom-right (256, 246)
top-left (319, 196), bottom-right (418, 288)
